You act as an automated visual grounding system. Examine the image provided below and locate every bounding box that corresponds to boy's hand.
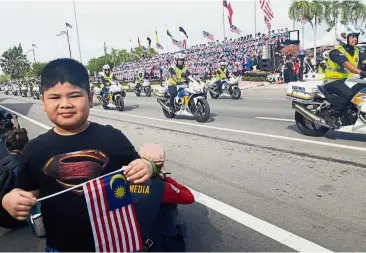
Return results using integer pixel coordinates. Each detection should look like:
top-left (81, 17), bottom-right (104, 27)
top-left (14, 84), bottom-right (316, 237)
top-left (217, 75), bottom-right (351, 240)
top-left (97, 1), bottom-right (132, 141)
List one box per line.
top-left (124, 159), bottom-right (153, 184)
top-left (2, 189), bottom-right (37, 221)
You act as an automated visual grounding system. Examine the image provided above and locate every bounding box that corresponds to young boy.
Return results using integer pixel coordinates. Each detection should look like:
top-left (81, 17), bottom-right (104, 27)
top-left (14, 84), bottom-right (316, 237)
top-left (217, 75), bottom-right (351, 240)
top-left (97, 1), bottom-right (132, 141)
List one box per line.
top-left (1, 58), bottom-right (155, 252)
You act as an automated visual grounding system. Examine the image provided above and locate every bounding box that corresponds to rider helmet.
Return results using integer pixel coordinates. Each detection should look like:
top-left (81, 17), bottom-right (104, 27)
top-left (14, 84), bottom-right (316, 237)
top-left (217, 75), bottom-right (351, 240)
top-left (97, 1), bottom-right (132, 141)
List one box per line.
top-left (322, 51), bottom-right (329, 59)
top-left (174, 53), bottom-right (185, 68)
top-left (219, 62), bottom-right (227, 68)
top-left (102, 64), bottom-right (111, 73)
top-left (336, 25), bottom-right (364, 46)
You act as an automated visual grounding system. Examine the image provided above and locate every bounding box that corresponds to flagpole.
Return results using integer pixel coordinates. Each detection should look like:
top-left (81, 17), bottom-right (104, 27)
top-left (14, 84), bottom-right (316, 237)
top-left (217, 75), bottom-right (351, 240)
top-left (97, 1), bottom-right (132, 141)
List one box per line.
top-left (73, 0), bottom-right (82, 63)
top-left (65, 23), bottom-right (72, 58)
top-left (222, 4), bottom-right (226, 40)
top-left (254, 0), bottom-right (257, 35)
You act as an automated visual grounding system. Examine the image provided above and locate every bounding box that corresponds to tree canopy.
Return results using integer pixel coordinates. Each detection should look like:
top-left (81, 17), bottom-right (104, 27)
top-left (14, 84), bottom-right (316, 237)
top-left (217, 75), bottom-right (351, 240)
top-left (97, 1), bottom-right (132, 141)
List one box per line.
top-left (26, 62), bottom-right (48, 78)
top-left (0, 44), bottom-right (31, 79)
top-left (87, 46), bottom-right (157, 76)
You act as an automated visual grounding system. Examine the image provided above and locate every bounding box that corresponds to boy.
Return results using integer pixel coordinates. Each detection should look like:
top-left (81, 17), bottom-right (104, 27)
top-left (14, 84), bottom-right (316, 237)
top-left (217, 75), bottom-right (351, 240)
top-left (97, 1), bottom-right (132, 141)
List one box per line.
top-left (2, 58), bottom-right (155, 252)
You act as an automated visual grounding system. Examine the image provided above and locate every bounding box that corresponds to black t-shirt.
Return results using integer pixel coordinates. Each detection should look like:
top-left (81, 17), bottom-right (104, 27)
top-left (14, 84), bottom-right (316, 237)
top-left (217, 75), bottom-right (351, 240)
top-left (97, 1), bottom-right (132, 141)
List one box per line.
top-left (16, 122), bottom-right (140, 252)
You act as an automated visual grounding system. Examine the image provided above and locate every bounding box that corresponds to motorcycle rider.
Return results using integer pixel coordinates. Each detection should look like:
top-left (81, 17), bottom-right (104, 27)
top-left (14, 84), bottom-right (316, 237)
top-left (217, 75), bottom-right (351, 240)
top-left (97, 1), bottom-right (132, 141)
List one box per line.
top-left (323, 25), bottom-right (366, 128)
top-left (167, 53), bottom-right (190, 111)
top-left (100, 64), bottom-right (119, 105)
top-left (135, 70), bottom-right (145, 92)
top-left (318, 51), bottom-right (329, 74)
top-left (215, 62), bottom-right (228, 93)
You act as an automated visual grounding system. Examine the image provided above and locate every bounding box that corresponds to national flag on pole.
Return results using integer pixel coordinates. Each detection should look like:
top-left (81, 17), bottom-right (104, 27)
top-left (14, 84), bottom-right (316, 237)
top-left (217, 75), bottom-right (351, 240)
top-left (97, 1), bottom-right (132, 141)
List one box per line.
top-left (66, 22), bottom-right (72, 28)
top-left (230, 24), bottom-right (242, 34)
top-left (264, 16), bottom-right (271, 30)
top-left (83, 170), bottom-right (143, 252)
top-left (156, 43), bottom-right (164, 50)
top-left (227, 3), bottom-right (234, 17)
top-left (203, 31), bottom-right (215, 41)
top-left (228, 15), bottom-right (233, 25)
top-left (259, 0), bottom-right (274, 21)
top-left (183, 39), bottom-right (187, 49)
top-left (167, 29), bottom-right (173, 38)
top-left (172, 38), bottom-right (179, 47)
top-left (138, 37), bottom-right (141, 47)
top-left (155, 30), bottom-right (160, 44)
top-left (223, 0), bottom-right (228, 7)
top-left (179, 26), bottom-right (188, 39)
top-left (32, 44), bottom-right (37, 48)
top-left (147, 37), bottom-right (151, 47)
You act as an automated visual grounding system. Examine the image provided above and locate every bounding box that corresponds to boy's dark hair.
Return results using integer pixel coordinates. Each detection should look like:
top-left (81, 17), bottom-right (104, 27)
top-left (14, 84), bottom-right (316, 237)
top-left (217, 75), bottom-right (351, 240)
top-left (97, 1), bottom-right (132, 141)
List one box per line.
top-left (40, 58), bottom-right (90, 94)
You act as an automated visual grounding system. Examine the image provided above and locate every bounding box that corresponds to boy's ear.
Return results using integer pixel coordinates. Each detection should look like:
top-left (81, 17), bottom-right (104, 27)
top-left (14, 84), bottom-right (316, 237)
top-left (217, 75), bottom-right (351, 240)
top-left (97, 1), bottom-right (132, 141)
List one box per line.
top-left (88, 92), bottom-right (94, 108)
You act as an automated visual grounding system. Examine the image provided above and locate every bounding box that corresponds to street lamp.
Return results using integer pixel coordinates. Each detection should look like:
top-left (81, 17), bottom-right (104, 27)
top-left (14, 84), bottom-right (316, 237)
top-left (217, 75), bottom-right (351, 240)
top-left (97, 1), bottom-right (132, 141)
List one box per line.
top-left (57, 22), bottom-right (72, 58)
top-left (27, 44), bottom-right (37, 63)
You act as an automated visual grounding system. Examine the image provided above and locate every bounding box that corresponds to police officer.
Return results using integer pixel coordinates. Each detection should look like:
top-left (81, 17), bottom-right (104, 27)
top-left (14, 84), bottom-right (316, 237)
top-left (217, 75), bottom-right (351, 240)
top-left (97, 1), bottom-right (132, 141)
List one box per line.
top-left (167, 53), bottom-right (190, 111)
top-left (100, 64), bottom-right (119, 104)
top-left (215, 62), bottom-right (228, 93)
top-left (323, 25), bottom-right (366, 128)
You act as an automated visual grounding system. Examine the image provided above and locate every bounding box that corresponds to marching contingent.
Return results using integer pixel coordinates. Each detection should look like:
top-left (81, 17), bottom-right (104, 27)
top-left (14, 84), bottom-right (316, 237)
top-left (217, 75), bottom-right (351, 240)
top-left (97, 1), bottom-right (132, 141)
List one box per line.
top-left (2, 0), bottom-right (366, 252)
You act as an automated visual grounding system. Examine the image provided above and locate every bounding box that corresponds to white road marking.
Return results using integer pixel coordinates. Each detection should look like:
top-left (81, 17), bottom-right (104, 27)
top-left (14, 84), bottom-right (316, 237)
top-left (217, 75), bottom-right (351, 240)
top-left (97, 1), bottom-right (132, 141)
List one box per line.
top-left (255, 117), bottom-right (295, 122)
top-left (92, 108), bottom-right (366, 153)
top-left (0, 104), bottom-right (333, 252)
top-left (244, 97), bottom-right (285, 100)
top-left (3, 96), bottom-right (366, 153)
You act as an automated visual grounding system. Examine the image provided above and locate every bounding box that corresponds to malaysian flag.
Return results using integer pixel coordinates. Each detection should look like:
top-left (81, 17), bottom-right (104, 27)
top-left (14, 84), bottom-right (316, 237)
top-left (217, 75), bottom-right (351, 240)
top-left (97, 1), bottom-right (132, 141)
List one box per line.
top-left (264, 16), bottom-right (271, 30)
top-left (66, 22), bottom-right (72, 28)
top-left (156, 43), bottom-right (164, 50)
top-left (230, 24), bottom-right (242, 35)
top-left (259, 0), bottom-right (274, 21)
top-left (172, 38), bottom-right (181, 48)
top-left (203, 30), bottom-right (214, 41)
top-left (83, 170), bottom-right (143, 252)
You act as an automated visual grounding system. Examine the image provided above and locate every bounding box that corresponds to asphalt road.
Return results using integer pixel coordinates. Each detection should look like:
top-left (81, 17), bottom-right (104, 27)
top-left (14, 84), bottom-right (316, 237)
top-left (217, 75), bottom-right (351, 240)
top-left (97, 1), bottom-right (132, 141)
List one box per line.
top-left (1, 88), bottom-right (366, 252)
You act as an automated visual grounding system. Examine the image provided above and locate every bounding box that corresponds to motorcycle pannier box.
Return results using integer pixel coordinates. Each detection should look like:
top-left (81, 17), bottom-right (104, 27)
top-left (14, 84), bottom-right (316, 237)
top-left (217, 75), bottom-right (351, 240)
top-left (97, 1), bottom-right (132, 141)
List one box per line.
top-left (286, 80), bottom-right (321, 101)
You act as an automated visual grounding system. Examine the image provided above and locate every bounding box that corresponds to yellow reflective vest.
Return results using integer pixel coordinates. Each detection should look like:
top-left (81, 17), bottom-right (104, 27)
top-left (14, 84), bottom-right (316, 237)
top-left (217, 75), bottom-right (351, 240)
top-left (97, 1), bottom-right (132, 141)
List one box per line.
top-left (101, 72), bottom-right (114, 86)
top-left (168, 66), bottom-right (188, 86)
top-left (215, 68), bottom-right (227, 81)
top-left (324, 45), bottom-right (359, 80)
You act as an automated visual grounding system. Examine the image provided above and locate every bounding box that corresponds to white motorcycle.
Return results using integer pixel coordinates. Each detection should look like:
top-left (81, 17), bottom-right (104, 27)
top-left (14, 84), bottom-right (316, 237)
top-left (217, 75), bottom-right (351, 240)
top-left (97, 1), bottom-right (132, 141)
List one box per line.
top-left (286, 75), bottom-right (366, 136)
top-left (129, 80), bottom-right (152, 97)
top-left (95, 82), bottom-right (126, 111)
top-left (206, 73), bottom-right (241, 100)
top-left (33, 86), bottom-right (41, 99)
top-left (21, 86), bottom-right (28, 97)
top-left (154, 76), bottom-right (210, 123)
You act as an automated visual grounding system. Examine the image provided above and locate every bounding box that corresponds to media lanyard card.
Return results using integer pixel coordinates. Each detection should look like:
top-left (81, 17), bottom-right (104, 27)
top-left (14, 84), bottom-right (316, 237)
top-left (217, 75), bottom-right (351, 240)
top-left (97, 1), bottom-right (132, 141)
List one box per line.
top-left (30, 213), bottom-right (46, 237)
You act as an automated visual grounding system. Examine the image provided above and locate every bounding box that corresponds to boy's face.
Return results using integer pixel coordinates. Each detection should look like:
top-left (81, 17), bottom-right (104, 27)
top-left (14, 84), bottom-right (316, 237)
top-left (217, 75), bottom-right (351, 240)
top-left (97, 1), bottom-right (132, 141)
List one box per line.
top-left (42, 82), bottom-right (93, 131)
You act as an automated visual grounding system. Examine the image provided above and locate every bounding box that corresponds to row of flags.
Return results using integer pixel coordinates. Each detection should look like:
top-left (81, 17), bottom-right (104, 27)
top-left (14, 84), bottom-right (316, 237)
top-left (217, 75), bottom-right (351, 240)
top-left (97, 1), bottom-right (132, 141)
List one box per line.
top-left (131, 0), bottom-right (274, 52)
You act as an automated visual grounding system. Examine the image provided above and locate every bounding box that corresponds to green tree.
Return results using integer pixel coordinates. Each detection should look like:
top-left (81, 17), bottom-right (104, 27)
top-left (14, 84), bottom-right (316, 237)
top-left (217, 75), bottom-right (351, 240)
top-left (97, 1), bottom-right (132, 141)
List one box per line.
top-left (0, 44), bottom-right (31, 79)
top-left (27, 62), bottom-right (48, 78)
top-left (0, 74), bottom-right (10, 82)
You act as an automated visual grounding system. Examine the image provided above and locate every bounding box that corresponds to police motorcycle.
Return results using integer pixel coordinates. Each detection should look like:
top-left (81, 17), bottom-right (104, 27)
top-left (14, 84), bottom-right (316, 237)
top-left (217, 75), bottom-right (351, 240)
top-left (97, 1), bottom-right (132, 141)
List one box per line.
top-left (12, 84), bottom-right (19, 96)
top-left (286, 74), bottom-right (366, 136)
top-left (32, 85), bottom-right (41, 99)
top-left (154, 75), bottom-right (210, 123)
top-left (21, 85), bottom-right (28, 97)
top-left (4, 85), bottom-right (10, 95)
top-left (206, 73), bottom-right (241, 100)
top-left (129, 79), bottom-right (152, 97)
top-left (95, 81), bottom-right (126, 111)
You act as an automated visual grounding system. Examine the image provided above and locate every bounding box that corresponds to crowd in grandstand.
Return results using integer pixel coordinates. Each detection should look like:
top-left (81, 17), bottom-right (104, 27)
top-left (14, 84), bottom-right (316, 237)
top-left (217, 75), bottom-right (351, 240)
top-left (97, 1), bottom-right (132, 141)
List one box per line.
top-left (112, 28), bottom-right (292, 81)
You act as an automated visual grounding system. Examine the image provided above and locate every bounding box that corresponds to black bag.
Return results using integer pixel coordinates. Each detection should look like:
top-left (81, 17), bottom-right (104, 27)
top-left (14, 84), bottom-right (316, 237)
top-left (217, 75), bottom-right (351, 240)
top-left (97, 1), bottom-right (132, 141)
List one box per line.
top-left (0, 154), bottom-right (27, 228)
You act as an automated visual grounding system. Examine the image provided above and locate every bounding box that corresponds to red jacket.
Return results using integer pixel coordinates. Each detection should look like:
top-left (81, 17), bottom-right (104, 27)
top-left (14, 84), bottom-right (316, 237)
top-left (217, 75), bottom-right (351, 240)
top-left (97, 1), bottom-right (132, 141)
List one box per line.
top-left (162, 177), bottom-right (194, 204)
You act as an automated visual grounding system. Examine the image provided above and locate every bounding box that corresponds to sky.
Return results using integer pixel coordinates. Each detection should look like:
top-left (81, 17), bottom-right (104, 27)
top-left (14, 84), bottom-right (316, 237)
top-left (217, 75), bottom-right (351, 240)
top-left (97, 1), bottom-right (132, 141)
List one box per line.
top-left (0, 0), bottom-right (339, 66)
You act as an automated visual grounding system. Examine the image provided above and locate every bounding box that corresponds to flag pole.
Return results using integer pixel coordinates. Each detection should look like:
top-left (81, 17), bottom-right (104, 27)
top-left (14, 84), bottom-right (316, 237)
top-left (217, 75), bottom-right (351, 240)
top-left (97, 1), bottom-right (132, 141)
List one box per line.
top-left (73, 0), bottom-right (82, 63)
top-left (222, 3), bottom-right (226, 40)
top-left (254, 0), bottom-right (257, 35)
top-left (65, 23), bottom-right (72, 58)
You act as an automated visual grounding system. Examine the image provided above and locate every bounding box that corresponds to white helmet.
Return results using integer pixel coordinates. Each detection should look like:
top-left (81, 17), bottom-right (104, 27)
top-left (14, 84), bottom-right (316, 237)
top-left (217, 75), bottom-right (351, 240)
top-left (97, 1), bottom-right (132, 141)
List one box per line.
top-left (336, 24), bottom-right (364, 45)
top-left (174, 53), bottom-right (185, 62)
top-left (322, 51), bottom-right (329, 59)
top-left (102, 64), bottom-right (110, 71)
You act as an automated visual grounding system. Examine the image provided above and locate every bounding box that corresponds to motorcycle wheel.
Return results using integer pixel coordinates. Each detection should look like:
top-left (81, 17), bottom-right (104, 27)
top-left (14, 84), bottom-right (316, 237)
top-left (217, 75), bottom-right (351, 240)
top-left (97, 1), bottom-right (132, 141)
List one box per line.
top-left (162, 108), bottom-right (175, 118)
top-left (209, 90), bottom-right (219, 99)
top-left (135, 91), bottom-right (141, 97)
top-left (195, 98), bottom-right (210, 123)
top-left (115, 97), bottom-right (124, 111)
top-left (295, 111), bottom-right (329, 137)
top-left (230, 86), bottom-right (241, 100)
top-left (145, 87), bottom-right (152, 97)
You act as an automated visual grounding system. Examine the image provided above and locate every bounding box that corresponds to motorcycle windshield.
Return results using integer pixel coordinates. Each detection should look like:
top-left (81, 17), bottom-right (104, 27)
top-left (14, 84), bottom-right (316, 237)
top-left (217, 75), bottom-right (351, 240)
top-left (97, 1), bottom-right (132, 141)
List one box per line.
top-left (131, 178), bottom-right (165, 239)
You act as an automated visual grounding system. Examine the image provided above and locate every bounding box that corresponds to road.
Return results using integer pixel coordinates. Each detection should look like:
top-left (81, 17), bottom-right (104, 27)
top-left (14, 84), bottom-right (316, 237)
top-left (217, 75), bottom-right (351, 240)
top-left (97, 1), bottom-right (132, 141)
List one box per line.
top-left (1, 87), bottom-right (366, 252)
